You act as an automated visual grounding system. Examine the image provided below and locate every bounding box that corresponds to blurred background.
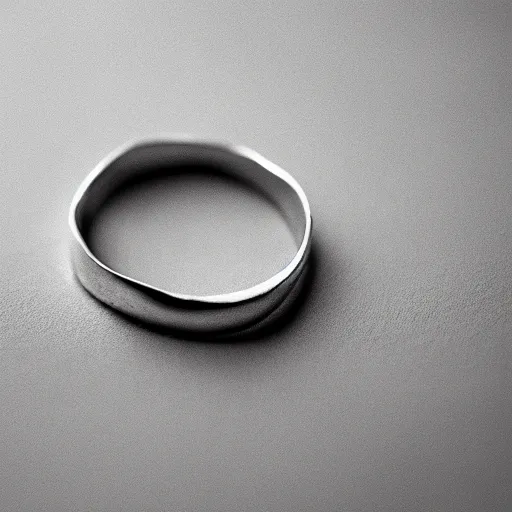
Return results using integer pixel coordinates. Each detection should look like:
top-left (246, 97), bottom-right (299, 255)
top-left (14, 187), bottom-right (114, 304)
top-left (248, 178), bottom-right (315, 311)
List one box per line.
top-left (1, 1), bottom-right (511, 511)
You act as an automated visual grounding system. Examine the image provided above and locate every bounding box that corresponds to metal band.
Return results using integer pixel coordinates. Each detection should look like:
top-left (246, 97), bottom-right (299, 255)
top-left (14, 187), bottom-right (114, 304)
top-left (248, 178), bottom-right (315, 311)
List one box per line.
top-left (69, 136), bottom-right (312, 337)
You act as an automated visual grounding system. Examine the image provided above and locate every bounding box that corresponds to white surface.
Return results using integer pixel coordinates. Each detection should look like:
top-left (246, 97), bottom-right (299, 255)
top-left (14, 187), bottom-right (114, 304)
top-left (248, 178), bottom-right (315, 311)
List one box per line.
top-left (1, 1), bottom-right (511, 511)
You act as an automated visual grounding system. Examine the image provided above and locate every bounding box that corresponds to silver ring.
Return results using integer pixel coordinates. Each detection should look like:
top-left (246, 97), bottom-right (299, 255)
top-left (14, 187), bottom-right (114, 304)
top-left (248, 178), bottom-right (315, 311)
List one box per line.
top-left (69, 135), bottom-right (312, 337)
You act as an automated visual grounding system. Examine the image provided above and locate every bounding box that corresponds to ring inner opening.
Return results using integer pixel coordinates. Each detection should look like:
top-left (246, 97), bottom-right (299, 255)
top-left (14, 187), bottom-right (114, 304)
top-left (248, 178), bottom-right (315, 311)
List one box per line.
top-left (79, 143), bottom-right (305, 296)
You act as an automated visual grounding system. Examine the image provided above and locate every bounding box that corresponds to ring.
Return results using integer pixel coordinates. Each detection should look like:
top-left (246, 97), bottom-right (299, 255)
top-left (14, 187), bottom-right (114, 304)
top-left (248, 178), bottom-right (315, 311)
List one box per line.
top-left (69, 135), bottom-right (312, 337)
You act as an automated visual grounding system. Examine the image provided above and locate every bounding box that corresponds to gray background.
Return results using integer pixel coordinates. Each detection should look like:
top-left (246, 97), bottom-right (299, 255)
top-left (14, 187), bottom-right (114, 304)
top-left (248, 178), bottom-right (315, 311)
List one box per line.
top-left (1, 1), bottom-right (511, 511)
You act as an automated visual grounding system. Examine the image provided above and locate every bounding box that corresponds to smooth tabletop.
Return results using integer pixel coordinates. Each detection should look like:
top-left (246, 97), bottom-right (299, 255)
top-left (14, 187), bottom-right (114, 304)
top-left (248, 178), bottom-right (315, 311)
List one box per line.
top-left (1, 1), bottom-right (511, 511)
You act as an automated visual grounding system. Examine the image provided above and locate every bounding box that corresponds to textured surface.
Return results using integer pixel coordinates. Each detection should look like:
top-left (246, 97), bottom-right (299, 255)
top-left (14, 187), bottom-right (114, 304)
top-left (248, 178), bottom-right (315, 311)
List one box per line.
top-left (1, 1), bottom-right (511, 511)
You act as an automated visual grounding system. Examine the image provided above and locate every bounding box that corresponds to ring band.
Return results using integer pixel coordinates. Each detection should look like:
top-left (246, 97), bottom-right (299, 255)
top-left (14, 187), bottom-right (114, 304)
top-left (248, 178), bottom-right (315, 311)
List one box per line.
top-left (69, 136), bottom-right (312, 337)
